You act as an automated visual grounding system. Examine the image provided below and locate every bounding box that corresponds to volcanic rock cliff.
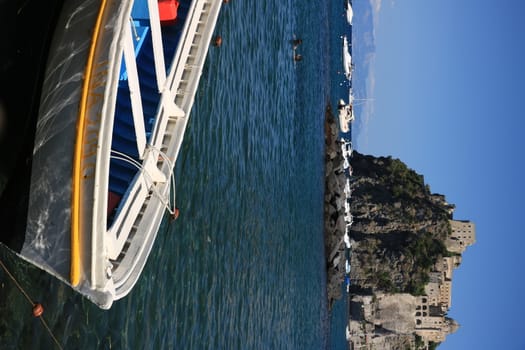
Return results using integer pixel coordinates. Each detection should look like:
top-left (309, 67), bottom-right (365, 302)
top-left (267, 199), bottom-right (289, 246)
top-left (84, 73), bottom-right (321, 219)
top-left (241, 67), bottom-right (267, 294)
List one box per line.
top-left (324, 106), bottom-right (474, 349)
top-left (347, 152), bottom-right (453, 296)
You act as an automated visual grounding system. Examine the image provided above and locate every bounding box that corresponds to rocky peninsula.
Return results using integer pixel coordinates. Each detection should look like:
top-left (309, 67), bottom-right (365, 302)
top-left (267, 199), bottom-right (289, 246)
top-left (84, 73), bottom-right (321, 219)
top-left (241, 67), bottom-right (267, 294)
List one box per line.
top-left (324, 106), bottom-right (475, 349)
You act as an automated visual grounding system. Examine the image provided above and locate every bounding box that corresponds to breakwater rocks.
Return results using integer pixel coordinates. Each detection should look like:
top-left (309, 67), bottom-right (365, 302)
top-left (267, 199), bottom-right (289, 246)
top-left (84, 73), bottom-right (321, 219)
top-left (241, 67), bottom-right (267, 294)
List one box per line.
top-left (324, 105), bottom-right (351, 307)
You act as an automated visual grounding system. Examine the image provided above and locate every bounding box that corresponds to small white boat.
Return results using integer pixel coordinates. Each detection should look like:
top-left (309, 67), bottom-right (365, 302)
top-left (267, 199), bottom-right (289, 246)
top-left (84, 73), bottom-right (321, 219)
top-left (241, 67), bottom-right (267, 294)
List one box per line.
top-left (19, 0), bottom-right (223, 309)
top-left (345, 260), bottom-right (351, 274)
top-left (341, 140), bottom-right (353, 158)
top-left (338, 99), bottom-right (354, 133)
top-left (343, 157), bottom-right (350, 170)
top-left (344, 179), bottom-right (351, 197)
top-left (344, 213), bottom-right (353, 225)
top-left (344, 179), bottom-right (352, 191)
top-left (346, 325), bottom-right (351, 340)
top-left (344, 232), bottom-right (351, 248)
top-left (342, 35), bottom-right (352, 80)
top-left (345, 1), bottom-right (354, 26)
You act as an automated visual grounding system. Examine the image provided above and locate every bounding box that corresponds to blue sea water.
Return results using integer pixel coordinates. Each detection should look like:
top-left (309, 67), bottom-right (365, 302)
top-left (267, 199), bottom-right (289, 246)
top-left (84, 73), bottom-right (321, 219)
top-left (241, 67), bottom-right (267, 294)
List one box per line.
top-left (0, 0), bottom-right (357, 349)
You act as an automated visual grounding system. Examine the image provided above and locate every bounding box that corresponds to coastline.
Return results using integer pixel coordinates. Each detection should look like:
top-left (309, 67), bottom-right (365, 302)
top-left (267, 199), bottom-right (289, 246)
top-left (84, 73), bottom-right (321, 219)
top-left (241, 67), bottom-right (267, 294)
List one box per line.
top-left (323, 103), bottom-right (348, 309)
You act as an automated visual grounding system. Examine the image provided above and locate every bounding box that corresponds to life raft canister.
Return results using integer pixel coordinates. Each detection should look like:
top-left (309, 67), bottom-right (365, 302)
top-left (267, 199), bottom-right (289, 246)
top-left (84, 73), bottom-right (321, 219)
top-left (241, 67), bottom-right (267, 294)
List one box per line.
top-left (158, 0), bottom-right (180, 25)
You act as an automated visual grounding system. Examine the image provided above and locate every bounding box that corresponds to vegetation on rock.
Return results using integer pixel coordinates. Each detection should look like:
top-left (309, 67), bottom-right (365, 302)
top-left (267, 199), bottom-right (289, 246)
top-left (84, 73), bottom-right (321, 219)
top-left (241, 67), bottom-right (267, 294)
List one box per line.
top-left (349, 152), bottom-right (453, 295)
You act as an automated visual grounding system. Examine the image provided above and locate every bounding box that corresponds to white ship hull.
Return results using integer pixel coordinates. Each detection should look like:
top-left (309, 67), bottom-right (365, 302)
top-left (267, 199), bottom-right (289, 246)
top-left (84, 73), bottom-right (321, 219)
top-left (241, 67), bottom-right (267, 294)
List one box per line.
top-left (20, 0), bottom-right (223, 309)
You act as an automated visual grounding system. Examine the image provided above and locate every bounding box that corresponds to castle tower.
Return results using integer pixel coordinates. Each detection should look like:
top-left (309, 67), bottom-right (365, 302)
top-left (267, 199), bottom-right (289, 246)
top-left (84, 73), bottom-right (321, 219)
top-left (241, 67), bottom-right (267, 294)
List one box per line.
top-left (415, 317), bottom-right (460, 343)
top-left (445, 220), bottom-right (476, 254)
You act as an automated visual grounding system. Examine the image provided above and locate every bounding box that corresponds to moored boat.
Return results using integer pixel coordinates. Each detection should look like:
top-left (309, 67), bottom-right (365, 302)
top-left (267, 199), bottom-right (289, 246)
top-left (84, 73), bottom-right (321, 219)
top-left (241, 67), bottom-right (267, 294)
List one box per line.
top-left (19, 0), bottom-right (222, 309)
top-left (345, 0), bottom-right (353, 26)
top-left (338, 99), bottom-right (354, 133)
top-left (344, 213), bottom-right (353, 225)
top-left (341, 139), bottom-right (353, 158)
top-left (343, 232), bottom-right (351, 249)
top-left (342, 35), bottom-right (352, 80)
top-left (344, 178), bottom-right (351, 197)
top-left (344, 200), bottom-right (350, 214)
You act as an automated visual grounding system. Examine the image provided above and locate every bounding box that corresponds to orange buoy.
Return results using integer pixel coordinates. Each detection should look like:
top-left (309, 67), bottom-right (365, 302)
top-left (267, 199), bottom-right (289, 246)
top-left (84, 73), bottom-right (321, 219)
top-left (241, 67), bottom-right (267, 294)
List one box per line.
top-left (33, 303), bottom-right (44, 318)
top-left (171, 208), bottom-right (180, 221)
top-left (213, 35), bottom-right (222, 47)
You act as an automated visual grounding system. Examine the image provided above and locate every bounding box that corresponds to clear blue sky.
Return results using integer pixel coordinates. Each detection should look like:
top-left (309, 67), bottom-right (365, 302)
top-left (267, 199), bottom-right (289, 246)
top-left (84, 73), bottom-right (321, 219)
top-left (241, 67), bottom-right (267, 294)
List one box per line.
top-left (354, 1), bottom-right (525, 349)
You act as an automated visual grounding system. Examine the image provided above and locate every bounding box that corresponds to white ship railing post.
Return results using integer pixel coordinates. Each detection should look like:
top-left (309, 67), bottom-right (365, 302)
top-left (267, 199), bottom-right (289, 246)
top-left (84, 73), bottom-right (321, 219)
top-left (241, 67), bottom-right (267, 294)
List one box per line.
top-left (147, 0), bottom-right (167, 92)
top-left (123, 18), bottom-right (147, 158)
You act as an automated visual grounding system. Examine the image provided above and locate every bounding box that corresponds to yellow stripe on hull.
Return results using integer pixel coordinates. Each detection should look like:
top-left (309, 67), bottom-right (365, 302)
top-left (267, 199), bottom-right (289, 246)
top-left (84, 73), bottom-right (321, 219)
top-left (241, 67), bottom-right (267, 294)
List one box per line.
top-left (71, 0), bottom-right (109, 287)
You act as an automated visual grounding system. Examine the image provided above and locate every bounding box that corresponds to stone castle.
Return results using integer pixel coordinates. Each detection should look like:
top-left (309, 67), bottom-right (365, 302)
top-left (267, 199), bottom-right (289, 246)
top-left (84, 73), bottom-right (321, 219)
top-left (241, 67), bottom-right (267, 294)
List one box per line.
top-left (413, 220), bottom-right (475, 343)
top-left (349, 219), bottom-right (476, 348)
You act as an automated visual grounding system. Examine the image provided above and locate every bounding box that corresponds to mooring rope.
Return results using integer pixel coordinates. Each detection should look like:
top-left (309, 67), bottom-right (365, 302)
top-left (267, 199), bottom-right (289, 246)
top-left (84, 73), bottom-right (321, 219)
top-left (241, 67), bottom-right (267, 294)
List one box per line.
top-left (0, 258), bottom-right (63, 350)
top-left (110, 147), bottom-right (178, 217)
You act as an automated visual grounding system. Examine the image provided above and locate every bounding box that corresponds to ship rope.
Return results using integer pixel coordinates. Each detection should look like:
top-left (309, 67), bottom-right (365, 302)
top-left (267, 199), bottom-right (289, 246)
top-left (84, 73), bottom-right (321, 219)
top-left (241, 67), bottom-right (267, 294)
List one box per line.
top-left (145, 144), bottom-right (177, 212)
top-left (110, 147), bottom-right (177, 215)
top-left (0, 258), bottom-right (63, 349)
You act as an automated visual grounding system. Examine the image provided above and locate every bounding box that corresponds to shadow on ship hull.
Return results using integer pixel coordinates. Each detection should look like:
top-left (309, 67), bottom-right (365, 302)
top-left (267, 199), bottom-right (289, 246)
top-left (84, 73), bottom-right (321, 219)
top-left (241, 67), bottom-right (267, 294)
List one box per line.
top-left (0, 0), bottom-right (65, 250)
